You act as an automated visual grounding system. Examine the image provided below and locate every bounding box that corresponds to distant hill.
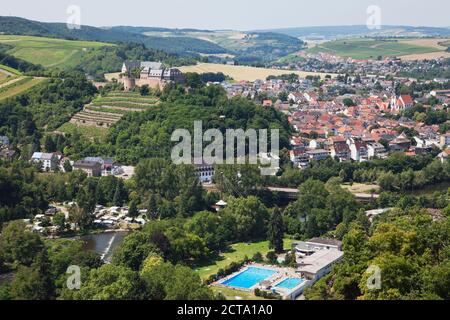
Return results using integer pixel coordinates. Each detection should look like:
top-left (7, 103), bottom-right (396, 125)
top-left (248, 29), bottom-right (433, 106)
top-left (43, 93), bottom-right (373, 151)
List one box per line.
top-left (257, 25), bottom-right (450, 39)
top-left (0, 16), bottom-right (227, 56)
top-left (109, 26), bottom-right (306, 63)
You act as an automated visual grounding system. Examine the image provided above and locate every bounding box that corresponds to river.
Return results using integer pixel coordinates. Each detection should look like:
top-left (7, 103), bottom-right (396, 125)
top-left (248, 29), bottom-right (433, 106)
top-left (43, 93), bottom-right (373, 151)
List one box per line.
top-left (80, 231), bottom-right (129, 263)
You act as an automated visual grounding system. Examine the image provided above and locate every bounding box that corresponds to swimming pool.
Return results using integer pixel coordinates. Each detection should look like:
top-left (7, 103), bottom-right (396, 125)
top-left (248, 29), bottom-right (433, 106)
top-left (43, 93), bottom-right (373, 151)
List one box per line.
top-left (274, 278), bottom-right (305, 289)
top-left (221, 267), bottom-right (277, 289)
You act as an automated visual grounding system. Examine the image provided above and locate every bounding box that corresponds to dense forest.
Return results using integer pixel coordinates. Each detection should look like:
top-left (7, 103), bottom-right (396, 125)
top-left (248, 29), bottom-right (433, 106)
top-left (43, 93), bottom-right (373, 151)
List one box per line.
top-left (305, 207), bottom-right (450, 300)
top-left (0, 16), bottom-right (226, 56)
top-left (68, 43), bottom-right (196, 80)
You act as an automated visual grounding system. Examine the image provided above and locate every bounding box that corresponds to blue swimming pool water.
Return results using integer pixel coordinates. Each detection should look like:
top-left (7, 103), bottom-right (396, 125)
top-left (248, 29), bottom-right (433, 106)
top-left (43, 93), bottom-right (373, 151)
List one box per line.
top-left (221, 267), bottom-right (277, 289)
top-left (274, 278), bottom-right (305, 289)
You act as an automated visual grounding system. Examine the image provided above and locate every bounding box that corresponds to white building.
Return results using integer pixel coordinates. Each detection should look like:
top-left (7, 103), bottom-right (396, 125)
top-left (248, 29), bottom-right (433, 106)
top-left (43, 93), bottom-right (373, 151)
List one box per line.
top-left (367, 142), bottom-right (388, 159)
top-left (306, 149), bottom-right (329, 161)
top-left (31, 152), bottom-right (59, 171)
top-left (347, 138), bottom-right (368, 162)
top-left (297, 249), bottom-right (344, 281)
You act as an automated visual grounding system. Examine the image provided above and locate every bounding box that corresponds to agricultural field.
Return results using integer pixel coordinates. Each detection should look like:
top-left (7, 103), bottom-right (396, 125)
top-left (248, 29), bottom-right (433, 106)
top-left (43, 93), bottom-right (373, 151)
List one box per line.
top-left (0, 35), bottom-right (113, 68)
top-left (307, 38), bottom-right (447, 60)
top-left (67, 91), bottom-right (159, 130)
top-left (0, 64), bottom-right (22, 75)
top-left (0, 76), bottom-right (45, 101)
top-left (179, 63), bottom-right (335, 82)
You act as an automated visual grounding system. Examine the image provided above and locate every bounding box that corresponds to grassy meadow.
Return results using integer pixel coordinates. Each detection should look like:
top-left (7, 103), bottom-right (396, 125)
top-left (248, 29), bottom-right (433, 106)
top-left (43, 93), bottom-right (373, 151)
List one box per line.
top-left (0, 35), bottom-right (113, 68)
top-left (307, 38), bottom-right (443, 60)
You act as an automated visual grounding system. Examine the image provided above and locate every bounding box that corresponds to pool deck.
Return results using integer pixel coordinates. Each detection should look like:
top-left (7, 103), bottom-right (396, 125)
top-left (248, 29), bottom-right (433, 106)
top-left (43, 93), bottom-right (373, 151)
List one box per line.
top-left (213, 263), bottom-right (310, 299)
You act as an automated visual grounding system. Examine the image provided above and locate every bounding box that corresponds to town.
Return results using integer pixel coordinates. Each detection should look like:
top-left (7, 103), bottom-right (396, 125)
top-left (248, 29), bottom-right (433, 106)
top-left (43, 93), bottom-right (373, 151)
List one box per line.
top-left (0, 1), bottom-right (449, 306)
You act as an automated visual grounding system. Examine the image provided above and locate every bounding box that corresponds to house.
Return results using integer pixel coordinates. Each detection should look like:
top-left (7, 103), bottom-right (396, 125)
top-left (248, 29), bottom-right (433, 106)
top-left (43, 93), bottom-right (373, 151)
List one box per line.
top-left (262, 100), bottom-right (273, 107)
top-left (0, 149), bottom-right (16, 161)
top-left (306, 149), bottom-right (329, 161)
top-left (73, 160), bottom-right (102, 177)
top-left (193, 159), bottom-right (215, 183)
top-left (329, 137), bottom-right (351, 162)
top-left (31, 152), bottom-right (59, 171)
top-left (438, 149), bottom-right (450, 164)
top-left (347, 138), bottom-right (368, 162)
top-left (367, 142), bottom-right (388, 159)
top-left (84, 157), bottom-right (116, 176)
top-left (288, 92), bottom-right (303, 103)
top-left (389, 134), bottom-right (411, 151)
top-left (290, 149), bottom-right (309, 168)
top-left (0, 135), bottom-right (9, 146)
top-left (440, 133), bottom-right (450, 147)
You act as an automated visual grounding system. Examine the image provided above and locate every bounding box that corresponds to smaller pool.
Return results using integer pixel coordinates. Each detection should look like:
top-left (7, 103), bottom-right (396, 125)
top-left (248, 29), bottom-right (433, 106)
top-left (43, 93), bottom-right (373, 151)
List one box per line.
top-left (274, 278), bottom-right (305, 289)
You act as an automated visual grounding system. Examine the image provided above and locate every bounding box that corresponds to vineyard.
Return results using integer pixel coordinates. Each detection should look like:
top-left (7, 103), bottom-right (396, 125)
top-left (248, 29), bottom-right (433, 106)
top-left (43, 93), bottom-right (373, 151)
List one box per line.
top-left (0, 76), bottom-right (45, 101)
top-left (66, 91), bottom-right (159, 130)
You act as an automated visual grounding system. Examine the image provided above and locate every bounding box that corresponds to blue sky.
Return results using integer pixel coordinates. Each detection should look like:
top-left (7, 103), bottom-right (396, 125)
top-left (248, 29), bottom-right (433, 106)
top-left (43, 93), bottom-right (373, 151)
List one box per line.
top-left (1, 0), bottom-right (449, 30)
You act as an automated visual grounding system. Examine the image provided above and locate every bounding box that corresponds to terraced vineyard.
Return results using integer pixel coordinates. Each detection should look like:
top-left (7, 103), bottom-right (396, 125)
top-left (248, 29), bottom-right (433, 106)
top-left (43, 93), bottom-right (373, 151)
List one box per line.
top-left (0, 76), bottom-right (45, 101)
top-left (67, 91), bottom-right (159, 129)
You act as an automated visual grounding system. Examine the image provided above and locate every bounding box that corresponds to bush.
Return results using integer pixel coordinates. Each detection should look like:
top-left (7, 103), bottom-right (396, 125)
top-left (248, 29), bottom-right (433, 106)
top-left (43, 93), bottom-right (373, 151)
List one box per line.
top-left (266, 251), bottom-right (278, 264)
top-left (252, 252), bottom-right (264, 263)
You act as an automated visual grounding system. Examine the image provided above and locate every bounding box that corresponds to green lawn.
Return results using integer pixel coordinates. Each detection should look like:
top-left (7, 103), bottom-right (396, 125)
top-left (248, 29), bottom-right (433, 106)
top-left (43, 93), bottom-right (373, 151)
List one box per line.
top-left (211, 286), bottom-right (265, 301)
top-left (195, 239), bottom-right (296, 280)
top-left (57, 122), bottom-right (109, 141)
top-left (308, 38), bottom-right (440, 59)
top-left (0, 35), bottom-right (113, 68)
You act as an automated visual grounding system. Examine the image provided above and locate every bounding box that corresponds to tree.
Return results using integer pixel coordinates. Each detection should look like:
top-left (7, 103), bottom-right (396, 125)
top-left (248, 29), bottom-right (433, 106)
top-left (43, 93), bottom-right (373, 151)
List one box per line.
top-left (266, 251), bottom-right (277, 264)
top-left (221, 196), bottom-right (269, 241)
top-left (140, 85), bottom-right (150, 96)
top-left (267, 207), bottom-right (284, 253)
top-left (52, 212), bottom-right (66, 231)
top-left (10, 250), bottom-right (55, 300)
top-left (343, 98), bottom-right (355, 107)
top-left (0, 220), bottom-right (44, 266)
top-left (140, 253), bottom-right (164, 277)
top-left (112, 232), bottom-right (160, 271)
top-left (70, 264), bottom-right (147, 300)
top-left (68, 205), bottom-right (92, 231)
top-left (63, 160), bottom-right (72, 173)
top-left (128, 200), bottom-right (139, 218)
top-left (112, 180), bottom-right (125, 207)
top-left (140, 262), bottom-right (216, 300)
top-left (186, 211), bottom-right (225, 250)
top-left (44, 135), bottom-right (56, 152)
top-left (146, 194), bottom-right (158, 219)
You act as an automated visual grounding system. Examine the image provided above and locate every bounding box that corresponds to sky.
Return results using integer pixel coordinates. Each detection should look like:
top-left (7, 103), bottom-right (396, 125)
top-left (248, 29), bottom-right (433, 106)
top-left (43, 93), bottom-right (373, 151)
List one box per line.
top-left (0, 0), bottom-right (449, 30)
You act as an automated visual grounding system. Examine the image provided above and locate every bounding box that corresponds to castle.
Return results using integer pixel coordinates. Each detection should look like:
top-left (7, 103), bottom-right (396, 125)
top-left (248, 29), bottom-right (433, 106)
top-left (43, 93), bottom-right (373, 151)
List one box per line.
top-left (119, 61), bottom-right (184, 91)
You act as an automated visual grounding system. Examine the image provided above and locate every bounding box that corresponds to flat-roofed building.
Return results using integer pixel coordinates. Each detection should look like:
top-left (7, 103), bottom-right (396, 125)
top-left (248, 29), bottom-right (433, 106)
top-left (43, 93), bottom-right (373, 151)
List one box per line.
top-left (297, 249), bottom-right (344, 281)
top-left (293, 238), bottom-right (342, 255)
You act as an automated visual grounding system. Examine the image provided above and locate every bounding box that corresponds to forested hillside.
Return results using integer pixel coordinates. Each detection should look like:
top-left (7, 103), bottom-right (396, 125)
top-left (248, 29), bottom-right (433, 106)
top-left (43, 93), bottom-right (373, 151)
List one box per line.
top-left (0, 16), bottom-right (226, 56)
